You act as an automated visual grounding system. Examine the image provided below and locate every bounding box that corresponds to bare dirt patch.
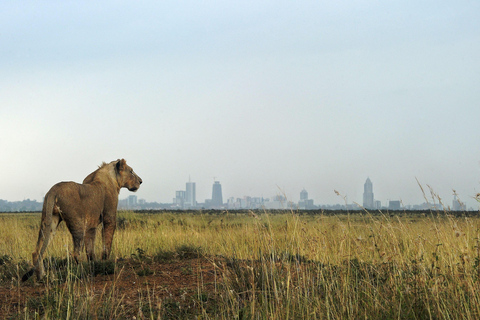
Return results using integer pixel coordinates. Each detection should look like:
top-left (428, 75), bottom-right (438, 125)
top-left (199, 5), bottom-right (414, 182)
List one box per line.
top-left (1, 257), bottom-right (223, 319)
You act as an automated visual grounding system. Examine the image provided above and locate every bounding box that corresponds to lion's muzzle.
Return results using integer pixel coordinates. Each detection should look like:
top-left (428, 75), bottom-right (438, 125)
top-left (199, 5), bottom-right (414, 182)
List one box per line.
top-left (128, 176), bottom-right (142, 192)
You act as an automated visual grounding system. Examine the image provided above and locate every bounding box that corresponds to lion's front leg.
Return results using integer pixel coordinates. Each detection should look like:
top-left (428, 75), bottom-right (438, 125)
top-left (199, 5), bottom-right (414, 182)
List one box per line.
top-left (102, 217), bottom-right (116, 260)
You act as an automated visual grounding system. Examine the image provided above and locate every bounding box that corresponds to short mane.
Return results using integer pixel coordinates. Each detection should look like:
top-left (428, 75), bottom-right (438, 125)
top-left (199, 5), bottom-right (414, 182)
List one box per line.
top-left (98, 162), bottom-right (109, 169)
top-left (83, 160), bottom-right (116, 184)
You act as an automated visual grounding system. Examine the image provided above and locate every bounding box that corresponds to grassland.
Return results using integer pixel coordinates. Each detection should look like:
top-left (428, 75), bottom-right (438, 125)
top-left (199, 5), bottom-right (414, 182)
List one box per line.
top-left (1, 208), bottom-right (480, 319)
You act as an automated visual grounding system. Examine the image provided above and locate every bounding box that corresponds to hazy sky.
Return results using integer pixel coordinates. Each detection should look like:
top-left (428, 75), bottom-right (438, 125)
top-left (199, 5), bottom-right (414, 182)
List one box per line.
top-left (1, 1), bottom-right (479, 208)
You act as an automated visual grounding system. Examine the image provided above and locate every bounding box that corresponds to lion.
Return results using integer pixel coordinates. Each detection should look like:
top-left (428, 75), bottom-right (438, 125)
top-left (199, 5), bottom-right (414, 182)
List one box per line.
top-left (22, 159), bottom-right (142, 281)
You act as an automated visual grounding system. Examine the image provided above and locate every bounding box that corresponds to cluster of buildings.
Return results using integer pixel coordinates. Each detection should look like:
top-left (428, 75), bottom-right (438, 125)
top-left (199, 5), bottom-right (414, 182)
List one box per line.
top-left (173, 179), bottom-right (198, 209)
top-left (118, 177), bottom-right (469, 211)
top-left (172, 180), bottom-right (224, 209)
top-left (362, 177), bottom-right (466, 211)
top-left (120, 179), bottom-right (316, 210)
top-left (170, 180), bottom-right (314, 210)
top-left (0, 179), bottom-right (471, 213)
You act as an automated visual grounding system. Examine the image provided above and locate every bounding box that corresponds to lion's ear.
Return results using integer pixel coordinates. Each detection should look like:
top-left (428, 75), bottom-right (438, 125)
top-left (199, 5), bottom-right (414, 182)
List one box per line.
top-left (116, 159), bottom-right (127, 172)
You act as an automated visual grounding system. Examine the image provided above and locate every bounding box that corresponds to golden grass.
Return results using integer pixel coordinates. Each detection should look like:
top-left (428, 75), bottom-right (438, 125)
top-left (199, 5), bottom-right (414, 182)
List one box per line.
top-left (2, 209), bottom-right (480, 319)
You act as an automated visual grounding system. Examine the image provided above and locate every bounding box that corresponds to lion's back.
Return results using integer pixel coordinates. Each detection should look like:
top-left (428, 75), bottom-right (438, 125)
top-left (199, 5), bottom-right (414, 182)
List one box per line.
top-left (47, 182), bottom-right (101, 210)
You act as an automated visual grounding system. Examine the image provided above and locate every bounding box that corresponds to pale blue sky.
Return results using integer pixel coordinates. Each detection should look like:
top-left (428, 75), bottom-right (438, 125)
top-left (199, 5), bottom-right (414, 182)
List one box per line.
top-left (1, 1), bottom-right (479, 208)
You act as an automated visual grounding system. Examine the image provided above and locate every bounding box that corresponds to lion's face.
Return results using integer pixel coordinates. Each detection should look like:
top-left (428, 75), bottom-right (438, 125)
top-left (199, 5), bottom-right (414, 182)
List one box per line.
top-left (116, 159), bottom-right (142, 192)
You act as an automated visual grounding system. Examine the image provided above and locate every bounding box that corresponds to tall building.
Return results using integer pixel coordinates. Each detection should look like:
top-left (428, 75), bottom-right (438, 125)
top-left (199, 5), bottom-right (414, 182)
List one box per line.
top-left (185, 179), bottom-right (196, 208)
top-left (363, 178), bottom-right (374, 209)
top-left (174, 190), bottom-right (185, 208)
top-left (389, 200), bottom-right (401, 210)
top-left (211, 181), bottom-right (223, 207)
top-left (299, 189), bottom-right (314, 209)
top-left (452, 195), bottom-right (466, 211)
top-left (300, 189), bottom-right (308, 201)
top-left (128, 195), bottom-right (137, 208)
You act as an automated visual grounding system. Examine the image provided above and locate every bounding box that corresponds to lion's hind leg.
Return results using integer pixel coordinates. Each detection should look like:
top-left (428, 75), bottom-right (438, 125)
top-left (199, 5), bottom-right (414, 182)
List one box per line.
top-left (69, 227), bottom-right (87, 264)
top-left (84, 227), bottom-right (98, 261)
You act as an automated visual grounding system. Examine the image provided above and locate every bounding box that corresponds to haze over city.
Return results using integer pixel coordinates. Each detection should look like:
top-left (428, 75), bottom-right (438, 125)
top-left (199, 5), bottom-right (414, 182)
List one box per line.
top-left (1, 1), bottom-right (479, 209)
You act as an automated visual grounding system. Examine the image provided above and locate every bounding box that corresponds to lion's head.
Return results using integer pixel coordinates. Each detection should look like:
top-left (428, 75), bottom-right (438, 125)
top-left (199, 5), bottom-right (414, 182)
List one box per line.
top-left (116, 159), bottom-right (142, 191)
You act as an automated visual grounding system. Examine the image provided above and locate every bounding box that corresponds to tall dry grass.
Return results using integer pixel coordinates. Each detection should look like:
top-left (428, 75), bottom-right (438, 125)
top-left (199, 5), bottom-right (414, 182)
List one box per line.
top-left (2, 207), bottom-right (480, 319)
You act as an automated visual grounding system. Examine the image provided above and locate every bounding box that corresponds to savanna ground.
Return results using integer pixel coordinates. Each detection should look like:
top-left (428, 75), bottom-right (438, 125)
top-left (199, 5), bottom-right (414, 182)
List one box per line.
top-left (2, 205), bottom-right (480, 319)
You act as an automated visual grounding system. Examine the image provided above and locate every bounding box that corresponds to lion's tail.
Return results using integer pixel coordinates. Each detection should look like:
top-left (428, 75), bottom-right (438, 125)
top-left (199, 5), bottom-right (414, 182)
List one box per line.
top-left (21, 192), bottom-right (57, 282)
top-left (42, 192), bottom-right (56, 230)
top-left (37, 192), bottom-right (56, 258)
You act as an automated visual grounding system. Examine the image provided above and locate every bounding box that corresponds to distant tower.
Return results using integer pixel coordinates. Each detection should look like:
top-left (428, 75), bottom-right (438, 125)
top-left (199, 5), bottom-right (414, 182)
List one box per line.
top-left (298, 188), bottom-right (314, 209)
top-left (452, 194), bottom-right (465, 211)
top-left (174, 191), bottom-right (185, 208)
top-left (363, 178), bottom-right (374, 209)
top-left (300, 189), bottom-right (308, 201)
top-left (128, 195), bottom-right (138, 208)
top-left (185, 177), bottom-right (196, 207)
top-left (211, 181), bottom-right (223, 207)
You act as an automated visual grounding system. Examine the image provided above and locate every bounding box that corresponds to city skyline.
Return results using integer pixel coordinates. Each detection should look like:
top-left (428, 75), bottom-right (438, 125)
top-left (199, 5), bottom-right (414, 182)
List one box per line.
top-left (0, 176), bottom-right (474, 211)
top-left (132, 177), bottom-right (476, 211)
top-left (0, 174), bottom-right (476, 210)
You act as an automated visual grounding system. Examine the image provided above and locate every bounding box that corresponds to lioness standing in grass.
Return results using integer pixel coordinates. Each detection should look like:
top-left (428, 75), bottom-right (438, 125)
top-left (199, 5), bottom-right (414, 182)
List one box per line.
top-left (22, 159), bottom-right (142, 281)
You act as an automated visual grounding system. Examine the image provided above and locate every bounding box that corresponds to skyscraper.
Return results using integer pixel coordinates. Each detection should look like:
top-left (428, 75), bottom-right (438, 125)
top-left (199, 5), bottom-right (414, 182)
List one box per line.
top-left (128, 195), bottom-right (138, 208)
top-left (363, 178), bottom-right (374, 209)
top-left (298, 188), bottom-right (314, 209)
top-left (300, 189), bottom-right (308, 201)
top-left (211, 181), bottom-right (223, 207)
top-left (452, 194), bottom-right (466, 211)
top-left (174, 190), bottom-right (185, 208)
top-left (185, 178), bottom-right (196, 208)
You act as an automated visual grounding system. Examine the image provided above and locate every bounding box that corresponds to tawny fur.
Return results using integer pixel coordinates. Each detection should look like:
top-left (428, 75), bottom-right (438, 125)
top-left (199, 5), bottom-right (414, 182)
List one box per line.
top-left (22, 159), bottom-right (142, 281)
